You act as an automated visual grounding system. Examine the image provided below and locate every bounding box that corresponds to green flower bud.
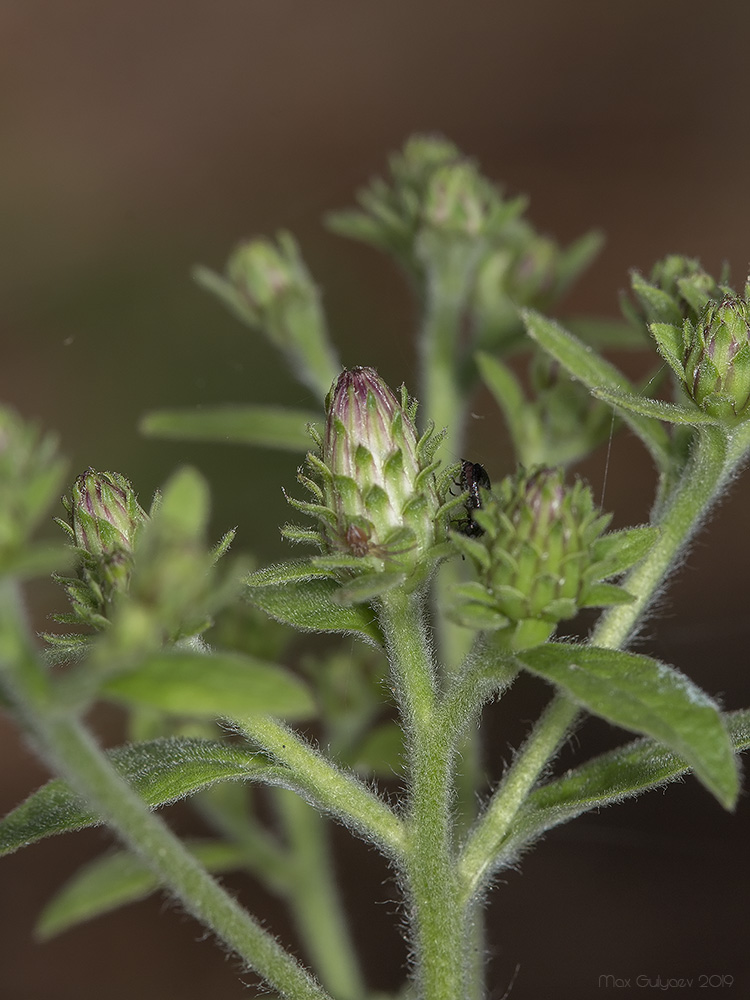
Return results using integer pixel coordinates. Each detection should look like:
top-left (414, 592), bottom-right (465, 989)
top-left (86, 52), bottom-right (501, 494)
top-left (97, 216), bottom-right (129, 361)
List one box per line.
top-left (195, 232), bottom-right (339, 398)
top-left (422, 162), bottom-right (489, 237)
top-left (286, 367), bottom-right (447, 588)
top-left (61, 469), bottom-right (148, 604)
top-left (450, 466), bottom-right (640, 634)
top-left (684, 294), bottom-right (750, 419)
top-left (227, 237), bottom-right (297, 315)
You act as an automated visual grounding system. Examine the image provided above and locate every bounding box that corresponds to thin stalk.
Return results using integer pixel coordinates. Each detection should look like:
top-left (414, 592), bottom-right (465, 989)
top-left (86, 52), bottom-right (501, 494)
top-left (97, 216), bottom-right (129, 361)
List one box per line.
top-left (379, 588), bottom-right (467, 1000)
top-left (275, 788), bottom-right (367, 1000)
top-left (236, 714), bottom-right (405, 859)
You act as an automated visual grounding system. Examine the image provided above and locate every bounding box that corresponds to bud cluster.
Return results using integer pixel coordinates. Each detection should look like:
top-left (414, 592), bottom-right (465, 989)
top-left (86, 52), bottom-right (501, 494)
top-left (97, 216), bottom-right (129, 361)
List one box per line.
top-left (449, 466), bottom-right (650, 635)
top-left (327, 135), bottom-right (600, 342)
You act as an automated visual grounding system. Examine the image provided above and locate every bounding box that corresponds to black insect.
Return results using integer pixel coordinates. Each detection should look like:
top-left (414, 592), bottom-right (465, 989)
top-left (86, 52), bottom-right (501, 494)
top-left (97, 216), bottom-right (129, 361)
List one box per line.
top-left (457, 460), bottom-right (491, 536)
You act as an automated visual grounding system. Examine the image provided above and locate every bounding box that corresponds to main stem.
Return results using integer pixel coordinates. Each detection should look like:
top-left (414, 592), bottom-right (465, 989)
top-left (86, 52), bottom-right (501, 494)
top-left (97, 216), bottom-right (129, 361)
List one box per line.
top-left (379, 588), bottom-right (466, 1000)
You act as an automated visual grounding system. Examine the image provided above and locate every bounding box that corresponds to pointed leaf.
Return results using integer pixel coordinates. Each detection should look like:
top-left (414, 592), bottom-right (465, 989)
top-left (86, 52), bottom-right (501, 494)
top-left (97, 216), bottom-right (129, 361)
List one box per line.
top-left (554, 230), bottom-right (604, 296)
top-left (0, 545), bottom-right (75, 581)
top-left (247, 577), bottom-right (385, 646)
top-left (103, 651), bottom-right (315, 721)
top-left (38, 839), bottom-right (246, 938)
top-left (522, 310), bottom-right (672, 469)
top-left (579, 582), bottom-right (634, 607)
top-left (0, 738), bottom-right (280, 857)
top-left (335, 571), bottom-right (407, 605)
top-left (475, 351), bottom-right (538, 456)
top-left (648, 322), bottom-right (687, 379)
top-left (246, 560), bottom-right (338, 587)
top-left (516, 643), bottom-right (738, 808)
top-left (631, 274), bottom-right (683, 325)
top-left (504, 708), bottom-right (750, 858)
top-left (592, 525), bottom-right (658, 576)
top-left (593, 386), bottom-right (723, 425)
top-left (140, 405), bottom-right (318, 452)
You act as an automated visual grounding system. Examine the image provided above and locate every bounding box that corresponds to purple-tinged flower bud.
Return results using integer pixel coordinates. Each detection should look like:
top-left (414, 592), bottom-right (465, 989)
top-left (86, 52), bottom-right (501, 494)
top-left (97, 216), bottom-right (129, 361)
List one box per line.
top-left (62, 469), bottom-right (148, 602)
top-left (286, 367), bottom-right (446, 589)
top-left (684, 294), bottom-right (750, 419)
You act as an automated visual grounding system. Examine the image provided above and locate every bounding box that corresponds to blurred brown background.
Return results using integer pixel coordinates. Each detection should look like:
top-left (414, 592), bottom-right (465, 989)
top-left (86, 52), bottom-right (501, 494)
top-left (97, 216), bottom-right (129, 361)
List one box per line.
top-left (2, 2), bottom-right (750, 998)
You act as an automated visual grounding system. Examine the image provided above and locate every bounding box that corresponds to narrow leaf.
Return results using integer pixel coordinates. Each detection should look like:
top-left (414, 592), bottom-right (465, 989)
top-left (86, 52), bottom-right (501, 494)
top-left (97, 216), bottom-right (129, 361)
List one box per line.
top-left (246, 560), bottom-right (338, 587)
top-left (103, 651), bottom-right (315, 721)
top-left (522, 310), bottom-right (672, 468)
top-left (517, 643), bottom-right (738, 808)
top-left (505, 708), bottom-right (750, 858)
top-left (247, 578), bottom-right (385, 646)
top-left (0, 738), bottom-right (280, 857)
top-left (592, 525), bottom-right (658, 575)
top-left (593, 387), bottom-right (722, 425)
top-left (140, 406), bottom-right (319, 452)
top-left (38, 839), bottom-right (246, 938)
top-left (475, 352), bottom-right (537, 455)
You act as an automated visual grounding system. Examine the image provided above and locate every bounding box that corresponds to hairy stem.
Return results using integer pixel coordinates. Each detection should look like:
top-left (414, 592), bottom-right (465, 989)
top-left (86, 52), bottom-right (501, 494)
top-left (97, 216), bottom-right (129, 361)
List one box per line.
top-left (379, 588), bottom-right (469, 1000)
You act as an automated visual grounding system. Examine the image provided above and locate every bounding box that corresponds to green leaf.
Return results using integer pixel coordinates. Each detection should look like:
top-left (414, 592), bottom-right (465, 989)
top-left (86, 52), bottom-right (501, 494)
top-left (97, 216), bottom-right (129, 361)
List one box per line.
top-left (631, 273), bottom-right (684, 325)
top-left (554, 229), bottom-right (604, 296)
top-left (335, 571), bottom-right (407, 605)
top-left (140, 405), bottom-right (318, 452)
top-left (0, 738), bottom-right (279, 857)
top-left (247, 577), bottom-right (385, 646)
top-left (0, 545), bottom-right (75, 581)
top-left (579, 582), bottom-right (634, 607)
top-left (516, 643), bottom-right (738, 808)
top-left (592, 387), bottom-right (723, 425)
top-left (246, 560), bottom-right (338, 587)
top-left (592, 525), bottom-right (658, 576)
top-left (103, 651), bottom-right (315, 721)
top-left (475, 352), bottom-right (537, 456)
top-left (38, 839), bottom-right (246, 939)
top-left (504, 708), bottom-right (750, 860)
top-left (522, 310), bottom-right (672, 469)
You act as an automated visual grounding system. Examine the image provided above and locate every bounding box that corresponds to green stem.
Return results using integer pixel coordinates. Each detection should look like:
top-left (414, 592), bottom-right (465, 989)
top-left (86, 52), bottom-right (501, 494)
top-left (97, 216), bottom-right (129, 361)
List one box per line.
top-left (275, 788), bottom-right (367, 1000)
top-left (459, 423), bottom-right (740, 900)
top-left (379, 588), bottom-right (467, 1000)
top-left (0, 584), bottom-right (331, 1000)
top-left (236, 714), bottom-right (405, 859)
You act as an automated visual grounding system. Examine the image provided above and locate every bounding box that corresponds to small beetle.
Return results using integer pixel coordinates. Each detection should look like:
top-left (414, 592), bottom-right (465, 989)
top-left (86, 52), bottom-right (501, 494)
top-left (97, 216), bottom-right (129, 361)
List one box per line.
top-left (457, 460), bottom-right (491, 537)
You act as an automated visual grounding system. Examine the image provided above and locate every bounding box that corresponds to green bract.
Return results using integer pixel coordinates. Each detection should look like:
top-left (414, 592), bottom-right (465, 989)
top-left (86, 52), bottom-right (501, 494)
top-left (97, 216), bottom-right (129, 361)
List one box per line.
top-left (629, 254), bottom-right (721, 328)
top-left (449, 466), bottom-right (653, 635)
top-left (283, 367), bottom-right (450, 597)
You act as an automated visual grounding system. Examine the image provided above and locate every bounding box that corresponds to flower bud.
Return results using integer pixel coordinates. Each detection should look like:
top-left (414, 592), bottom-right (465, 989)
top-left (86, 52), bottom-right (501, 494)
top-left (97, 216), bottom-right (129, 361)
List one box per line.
top-left (63, 469), bottom-right (148, 602)
top-left (287, 367), bottom-right (445, 587)
top-left (684, 294), bottom-right (750, 419)
top-left (449, 466), bottom-right (638, 632)
top-left (422, 162), bottom-right (489, 237)
top-left (195, 232), bottom-right (339, 398)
